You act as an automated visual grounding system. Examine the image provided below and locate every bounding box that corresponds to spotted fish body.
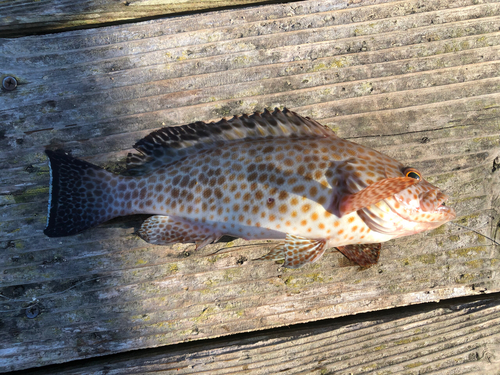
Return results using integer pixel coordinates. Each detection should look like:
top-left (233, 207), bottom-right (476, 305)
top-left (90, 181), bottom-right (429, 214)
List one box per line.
top-left (45, 109), bottom-right (456, 268)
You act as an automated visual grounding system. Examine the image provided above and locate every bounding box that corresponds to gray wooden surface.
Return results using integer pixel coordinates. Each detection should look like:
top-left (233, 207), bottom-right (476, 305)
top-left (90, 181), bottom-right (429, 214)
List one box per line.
top-left (17, 295), bottom-right (500, 374)
top-left (0, 0), bottom-right (285, 38)
top-left (1, 0), bottom-right (500, 372)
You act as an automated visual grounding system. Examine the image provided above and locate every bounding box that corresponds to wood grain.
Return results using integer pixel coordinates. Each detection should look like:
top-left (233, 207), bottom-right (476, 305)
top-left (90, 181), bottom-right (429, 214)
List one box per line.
top-left (0, 0), bottom-right (290, 38)
top-left (16, 295), bottom-right (500, 375)
top-left (1, 0), bottom-right (500, 372)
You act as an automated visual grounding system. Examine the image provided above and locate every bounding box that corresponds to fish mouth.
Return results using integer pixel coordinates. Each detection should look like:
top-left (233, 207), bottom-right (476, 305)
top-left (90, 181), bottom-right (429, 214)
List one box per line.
top-left (389, 189), bottom-right (456, 224)
top-left (421, 190), bottom-right (447, 211)
top-left (430, 192), bottom-right (456, 220)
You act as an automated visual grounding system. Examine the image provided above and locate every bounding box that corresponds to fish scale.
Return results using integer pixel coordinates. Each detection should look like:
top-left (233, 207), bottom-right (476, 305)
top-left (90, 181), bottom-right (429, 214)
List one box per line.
top-left (135, 138), bottom-right (390, 243)
top-left (44, 108), bottom-right (456, 268)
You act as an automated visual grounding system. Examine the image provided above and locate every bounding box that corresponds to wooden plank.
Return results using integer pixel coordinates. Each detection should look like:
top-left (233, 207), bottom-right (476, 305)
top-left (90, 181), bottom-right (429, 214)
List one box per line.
top-left (14, 295), bottom-right (500, 375)
top-left (1, 0), bottom-right (500, 371)
top-left (0, 0), bottom-right (289, 38)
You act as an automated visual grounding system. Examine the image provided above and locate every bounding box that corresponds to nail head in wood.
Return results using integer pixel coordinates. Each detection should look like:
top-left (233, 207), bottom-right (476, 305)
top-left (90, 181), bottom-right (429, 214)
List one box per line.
top-left (2, 76), bottom-right (18, 91)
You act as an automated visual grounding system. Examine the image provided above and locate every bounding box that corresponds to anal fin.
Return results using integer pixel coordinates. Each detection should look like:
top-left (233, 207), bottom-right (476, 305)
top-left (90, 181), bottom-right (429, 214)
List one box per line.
top-left (336, 243), bottom-right (381, 268)
top-left (138, 215), bottom-right (220, 249)
top-left (256, 234), bottom-right (326, 269)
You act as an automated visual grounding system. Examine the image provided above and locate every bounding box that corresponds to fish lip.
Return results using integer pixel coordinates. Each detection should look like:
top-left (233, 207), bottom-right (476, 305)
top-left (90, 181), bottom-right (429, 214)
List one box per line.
top-left (390, 191), bottom-right (456, 221)
top-left (434, 197), bottom-right (456, 219)
top-left (427, 191), bottom-right (453, 213)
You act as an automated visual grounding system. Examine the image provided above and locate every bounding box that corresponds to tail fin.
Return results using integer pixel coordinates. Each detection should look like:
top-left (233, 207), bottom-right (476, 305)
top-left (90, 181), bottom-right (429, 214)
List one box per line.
top-left (44, 150), bottom-right (116, 237)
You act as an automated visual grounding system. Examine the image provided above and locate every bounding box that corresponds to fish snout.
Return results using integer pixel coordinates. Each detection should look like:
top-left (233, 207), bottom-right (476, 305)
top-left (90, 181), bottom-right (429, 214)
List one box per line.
top-left (419, 189), bottom-right (456, 220)
top-left (418, 190), bottom-right (438, 212)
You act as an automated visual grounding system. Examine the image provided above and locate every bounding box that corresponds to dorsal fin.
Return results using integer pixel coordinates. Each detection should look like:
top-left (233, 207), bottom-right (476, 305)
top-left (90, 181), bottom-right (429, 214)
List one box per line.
top-left (126, 108), bottom-right (335, 175)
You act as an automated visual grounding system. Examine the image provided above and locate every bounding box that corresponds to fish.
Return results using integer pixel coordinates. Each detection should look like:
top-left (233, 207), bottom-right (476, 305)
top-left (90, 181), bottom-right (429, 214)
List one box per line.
top-left (44, 108), bottom-right (456, 268)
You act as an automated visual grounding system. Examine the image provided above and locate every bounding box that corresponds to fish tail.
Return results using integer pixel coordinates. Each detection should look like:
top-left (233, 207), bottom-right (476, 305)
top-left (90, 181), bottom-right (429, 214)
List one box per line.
top-left (44, 150), bottom-right (119, 237)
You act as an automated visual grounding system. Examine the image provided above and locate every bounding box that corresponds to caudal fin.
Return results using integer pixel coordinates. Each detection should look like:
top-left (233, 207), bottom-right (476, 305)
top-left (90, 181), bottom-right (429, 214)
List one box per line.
top-left (44, 150), bottom-right (117, 237)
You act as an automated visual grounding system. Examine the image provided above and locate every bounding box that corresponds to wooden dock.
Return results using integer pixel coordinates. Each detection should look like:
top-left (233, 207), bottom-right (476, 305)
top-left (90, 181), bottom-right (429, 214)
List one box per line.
top-left (1, 0), bottom-right (500, 373)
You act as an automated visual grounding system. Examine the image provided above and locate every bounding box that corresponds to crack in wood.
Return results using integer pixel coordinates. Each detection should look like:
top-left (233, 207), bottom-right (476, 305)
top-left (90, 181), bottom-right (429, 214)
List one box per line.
top-left (345, 123), bottom-right (474, 140)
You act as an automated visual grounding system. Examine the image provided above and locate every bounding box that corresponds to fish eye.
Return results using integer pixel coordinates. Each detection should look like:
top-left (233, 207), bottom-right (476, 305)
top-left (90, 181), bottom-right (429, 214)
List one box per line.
top-left (403, 167), bottom-right (421, 180)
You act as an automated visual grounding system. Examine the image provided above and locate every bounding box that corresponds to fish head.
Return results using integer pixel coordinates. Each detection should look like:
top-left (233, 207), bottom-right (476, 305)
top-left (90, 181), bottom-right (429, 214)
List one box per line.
top-left (334, 154), bottom-right (455, 237)
top-left (354, 164), bottom-right (456, 238)
top-left (385, 167), bottom-right (456, 231)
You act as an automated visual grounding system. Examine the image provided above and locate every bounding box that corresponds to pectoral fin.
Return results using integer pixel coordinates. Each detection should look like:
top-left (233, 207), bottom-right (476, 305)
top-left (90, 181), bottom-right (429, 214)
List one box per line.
top-left (336, 243), bottom-right (381, 267)
top-left (257, 243), bottom-right (287, 261)
top-left (256, 234), bottom-right (326, 268)
top-left (339, 177), bottom-right (418, 216)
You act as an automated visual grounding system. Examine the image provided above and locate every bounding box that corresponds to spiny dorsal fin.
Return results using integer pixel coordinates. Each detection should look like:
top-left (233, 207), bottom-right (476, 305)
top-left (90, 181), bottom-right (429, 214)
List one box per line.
top-left (126, 108), bottom-right (335, 175)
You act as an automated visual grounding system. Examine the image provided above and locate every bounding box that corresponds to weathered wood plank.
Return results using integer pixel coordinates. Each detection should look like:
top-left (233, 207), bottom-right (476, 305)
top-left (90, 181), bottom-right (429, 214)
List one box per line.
top-left (14, 295), bottom-right (500, 375)
top-left (0, 0), bottom-right (294, 38)
top-left (5, 0), bottom-right (495, 38)
top-left (1, 0), bottom-right (500, 372)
